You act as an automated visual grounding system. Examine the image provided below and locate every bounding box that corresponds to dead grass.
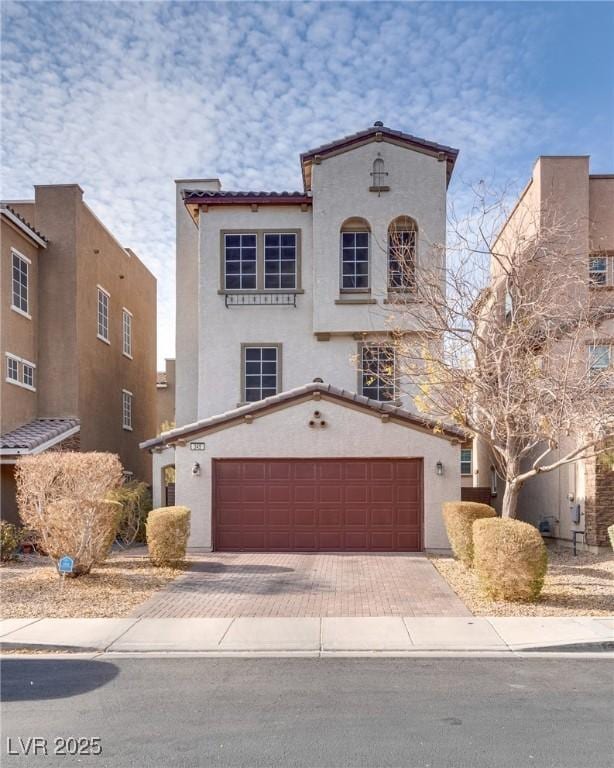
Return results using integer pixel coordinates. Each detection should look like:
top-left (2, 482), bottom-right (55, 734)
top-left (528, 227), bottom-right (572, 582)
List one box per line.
top-left (0, 551), bottom-right (185, 618)
top-left (429, 544), bottom-right (614, 616)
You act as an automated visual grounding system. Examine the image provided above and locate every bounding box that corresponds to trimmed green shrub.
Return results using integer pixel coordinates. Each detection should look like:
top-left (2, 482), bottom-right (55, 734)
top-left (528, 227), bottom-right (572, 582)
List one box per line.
top-left (608, 524), bottom-right (614, 553)
top-left (473, 517), bottom-right (548, 602)
top-left (0, 522), bottom-right (21, 562)
top-left (146, 506), bottom-right (190, 567)
top-left (442, 501), bottom-right (496, 567)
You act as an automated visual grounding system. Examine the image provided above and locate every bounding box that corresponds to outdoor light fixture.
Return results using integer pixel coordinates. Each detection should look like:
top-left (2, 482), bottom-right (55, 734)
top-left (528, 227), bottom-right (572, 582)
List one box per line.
top-left (191, 462), bottom-right (201, 477)
top-left (436, 461), bottom-right (444, 476)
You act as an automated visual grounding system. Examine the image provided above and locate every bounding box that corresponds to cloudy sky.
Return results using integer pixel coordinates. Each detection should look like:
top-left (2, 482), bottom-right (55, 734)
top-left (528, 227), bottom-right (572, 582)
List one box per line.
top-left (2, 1), bottom-right (612, 365)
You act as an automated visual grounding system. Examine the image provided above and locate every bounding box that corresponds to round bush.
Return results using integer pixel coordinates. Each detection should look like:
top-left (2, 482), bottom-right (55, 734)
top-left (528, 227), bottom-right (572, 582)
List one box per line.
top-left (442, 501), bottom-right (496, 567)
top-left (146, 506), bottom-right (191, 567)
top-left (473, 518), bottom-right (548, 602)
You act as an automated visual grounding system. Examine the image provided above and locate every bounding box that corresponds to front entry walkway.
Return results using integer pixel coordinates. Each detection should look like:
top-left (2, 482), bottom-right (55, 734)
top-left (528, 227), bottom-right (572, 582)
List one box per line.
top-left (132, 553), bottom-right (470, 618)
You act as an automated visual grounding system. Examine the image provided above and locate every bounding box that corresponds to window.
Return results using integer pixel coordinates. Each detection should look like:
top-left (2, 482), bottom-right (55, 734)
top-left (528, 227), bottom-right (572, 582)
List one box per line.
top-left (6, 355), bottom-right (19, 382)
top-left (388, 217), bottom-right (417, 291)
top-left (589, 255), bottom-right (607, 286)
top-left (370, 157), bottom-right (388, 190)
top-left (224, 234), bottom-right (257, 290)
top-left (340, 219), bottom-right (370, 292)
top-left (97, 286), bottom-right (110, 342)
top-left (12, 250), bottom-right (29, 315)
top-left (243, 346), bottom-right (279, 402)
top-left (361, 345), bottom-right (396, 401)
top-left (22, 362), bottom-right (35, 389)
top-left (122, 308), bottom-right (133, 358)
top-left (460, 447), bottom-right (472, 476)
top-left (264, 233), bottom-right (297, 289)
top-left (122, 389), bottom-right (133, 430)
top-left (589, 344), bottom-right (611, 375)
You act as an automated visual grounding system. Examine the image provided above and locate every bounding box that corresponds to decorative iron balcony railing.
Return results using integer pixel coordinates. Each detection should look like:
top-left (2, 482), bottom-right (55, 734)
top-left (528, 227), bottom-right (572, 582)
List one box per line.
top-left (225, 293), bottom-right (297, 308)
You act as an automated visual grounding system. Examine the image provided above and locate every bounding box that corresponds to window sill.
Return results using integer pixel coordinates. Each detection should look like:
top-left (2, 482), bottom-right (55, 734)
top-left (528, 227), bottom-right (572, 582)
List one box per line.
top-left (589, 284), bottom-right (614, 290)
top-left (218, 289), bottom-right (304, 295)
top-left (5, 377), bottom-right (36, 392)
top-left (122, 425), bottom-right (133, 432)
top-left (11, 305), bottom-right (32, 320)
top-left (369, 185), bottom-right (390, 193)
top-left (97, 334), bottom-right (111, 345)
top-left (123, 352), bottom-right (133, 360)
top-left (335, 297), bottom-right (377, 305)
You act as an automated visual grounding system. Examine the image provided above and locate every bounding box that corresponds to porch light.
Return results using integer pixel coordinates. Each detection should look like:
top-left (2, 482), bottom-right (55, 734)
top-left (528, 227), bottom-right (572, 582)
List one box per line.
top-left (436, 461), bottom-right (444, 476)
top-left (191, 462), bottom-right (201, 477)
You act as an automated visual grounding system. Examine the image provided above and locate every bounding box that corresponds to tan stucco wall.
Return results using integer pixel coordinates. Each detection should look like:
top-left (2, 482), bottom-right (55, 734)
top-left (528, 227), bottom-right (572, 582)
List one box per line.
top-left (0, 464), bottom-right (19, 524)
top-left (589, 176), bottom-right (614, 252)
top-left (1, 218), bottom-right (40, 433)
top-left (173, 397), bottom-right (461, 551)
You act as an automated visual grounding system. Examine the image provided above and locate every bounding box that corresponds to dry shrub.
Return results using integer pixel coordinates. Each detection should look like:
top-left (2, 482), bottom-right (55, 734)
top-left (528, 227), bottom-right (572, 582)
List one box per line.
top-left (473, 517), bottom-right (548, 602)
top-left (107, 481), bottom-right (152, 546)
top-left (442, 501), bottom-right (496, 567)
top-left (15, 452), bottom-right (124, 576)
top-left (0, 522), bottom-right (22, 562)
top-left (147, 506), bottom-right (190, 567)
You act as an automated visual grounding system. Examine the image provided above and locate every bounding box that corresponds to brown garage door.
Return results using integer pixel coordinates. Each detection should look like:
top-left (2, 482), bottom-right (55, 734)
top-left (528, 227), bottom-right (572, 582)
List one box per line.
top-left (213, 458), bottom-right (423, 552)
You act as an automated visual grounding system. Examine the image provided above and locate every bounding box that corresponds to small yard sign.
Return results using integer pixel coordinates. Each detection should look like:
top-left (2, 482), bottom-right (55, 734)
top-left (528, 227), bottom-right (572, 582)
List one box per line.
top-left (58, 556), bottom-right (74, 575)
top-left (190, 442), bottom-right (206, 451)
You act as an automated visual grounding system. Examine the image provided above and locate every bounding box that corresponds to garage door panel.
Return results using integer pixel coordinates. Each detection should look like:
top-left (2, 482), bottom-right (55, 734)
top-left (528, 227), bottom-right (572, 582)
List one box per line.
top-left (214, 459), bottom-right (422, 552)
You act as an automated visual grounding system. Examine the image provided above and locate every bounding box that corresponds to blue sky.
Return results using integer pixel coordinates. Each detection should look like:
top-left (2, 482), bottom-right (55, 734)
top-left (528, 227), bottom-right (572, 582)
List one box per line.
top-left (2, 1), bottom-right (613, 365)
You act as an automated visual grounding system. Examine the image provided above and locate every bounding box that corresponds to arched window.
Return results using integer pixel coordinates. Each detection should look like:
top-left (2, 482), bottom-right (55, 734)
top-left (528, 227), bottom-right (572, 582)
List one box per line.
top-left (388, 216), bottom-right (417, 291)
top-left (371, 158), bottom-right (387, 187)
top-left (340, 217), bottom-right (370, 292)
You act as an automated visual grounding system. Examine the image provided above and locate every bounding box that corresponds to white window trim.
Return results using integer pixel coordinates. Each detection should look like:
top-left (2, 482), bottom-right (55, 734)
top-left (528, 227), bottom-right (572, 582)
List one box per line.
top-left (460, 447), bottom-right (473, 476)
top-left (4, 352), bottom-right (36, 391)
top-left (122, 388), bottom-right (133, 431)
top-left (11, 248), bottom-right (30, 318)
top-left (97, 285), bottom-right (110, 343)
top-left (122, 307), bottom-right (133, 359)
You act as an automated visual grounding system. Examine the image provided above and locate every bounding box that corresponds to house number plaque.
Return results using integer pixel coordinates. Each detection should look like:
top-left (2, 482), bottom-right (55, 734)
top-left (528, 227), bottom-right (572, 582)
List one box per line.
top-left (190, 442), bottom-right (206, 451)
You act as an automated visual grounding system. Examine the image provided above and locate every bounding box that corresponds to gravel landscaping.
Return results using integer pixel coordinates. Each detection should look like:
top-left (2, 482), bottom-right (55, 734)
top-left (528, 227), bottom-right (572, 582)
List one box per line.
top-left (1, 550), bottom-right (185, 619)
top-left (429, 544), bottom-right (614, 616)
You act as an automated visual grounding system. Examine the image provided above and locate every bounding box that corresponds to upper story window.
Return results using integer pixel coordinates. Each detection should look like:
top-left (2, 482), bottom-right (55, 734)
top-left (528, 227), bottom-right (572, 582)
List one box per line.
top-left (22, 362), bottom-right (35, 389)
top-left (264, 233), bottom-right (297, 290)
top-left (97, 286), bottom-right (110, 342)
top-left (360, 344), bottom-right (396, 401)
top-left (5, 353), bottom-right (36, 390)
top-left (461, 445), bottom-right (473, 476)
top-left (589, 254), bottom-right (609, 286)
top-left (224, 234), bottom-right (257, 290)
top-left (6, 354), bottom-right (19, 383)
top-left (388, 217), bottom-right (417, 291)
top-left (370, 157), bottom-right (389, 193)
top-left (122, 389), bottom-right (133, 430)
top-left (243, 345), bottom-right (280, 402)
top-left (340, 218), bottom-right (370, 292)
top-left (11, 249), bottom-right (30, 316)
top-left (122, 308), bottom-right (133, 358)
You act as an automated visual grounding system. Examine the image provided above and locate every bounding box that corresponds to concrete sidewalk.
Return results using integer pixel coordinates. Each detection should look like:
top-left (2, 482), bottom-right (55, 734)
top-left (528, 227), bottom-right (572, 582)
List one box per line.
top-left (1, 616), bottom-right (612, 656)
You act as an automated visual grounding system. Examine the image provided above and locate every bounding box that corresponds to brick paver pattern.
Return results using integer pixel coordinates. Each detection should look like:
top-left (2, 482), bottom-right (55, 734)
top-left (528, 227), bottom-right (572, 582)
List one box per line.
top-left (132, 553), bottom-right (470, 618)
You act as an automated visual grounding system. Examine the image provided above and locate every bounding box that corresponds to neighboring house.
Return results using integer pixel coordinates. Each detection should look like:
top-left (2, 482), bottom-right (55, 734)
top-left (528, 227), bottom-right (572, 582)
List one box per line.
top-left (143, 123), bottom-right (464, 552)
top-left (471, 157), bottom-right (614, 549)
top-left (1, 185), bottom-right (157, 524)
top-left (156, 358), bottom-right (176, 430)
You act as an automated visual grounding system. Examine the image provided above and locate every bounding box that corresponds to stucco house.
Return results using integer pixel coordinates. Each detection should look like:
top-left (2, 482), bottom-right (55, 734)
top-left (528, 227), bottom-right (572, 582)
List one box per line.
top-left (469, 157), bottom-right (614, 549)
top-left (143, 123), bottom-right (464, 552)
top-left (1, 186), bottom-right (157, 523)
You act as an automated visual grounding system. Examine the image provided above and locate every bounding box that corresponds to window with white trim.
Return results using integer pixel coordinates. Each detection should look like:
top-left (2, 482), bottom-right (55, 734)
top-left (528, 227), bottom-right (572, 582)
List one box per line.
top-left (264, 233), bottom-right (297, 289)
top-left (460, 447), bottom-right (472, 476)
top-left (122, 389), bottom-right (133, 430)
top-left (6, 355), bottom-right (19, 383)
top-left (589, 255), bottom-right (607, 286)
top-left (22, 362), bottom-right (35, 389)
top-left (588, 344), bottom-right (611, 375)
top-left (12, 250), bottom-right (29, 314)
top-left (341, 231), bottom-right (370, 291)
top-left (97, 287), bottom-right (110, 341)
top-left (361, 345), bottom-right (396, 401)
top-left (388, 217), bottom-right (417, 290)
top-left (224, 234), bottom-right (257, 290)
top-left (243, 346), bottom-right (279, 402)
top-left (122, 308), bottom-right (133, 357)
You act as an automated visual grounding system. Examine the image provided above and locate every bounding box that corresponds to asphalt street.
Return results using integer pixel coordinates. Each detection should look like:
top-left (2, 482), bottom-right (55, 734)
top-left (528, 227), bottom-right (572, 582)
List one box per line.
top-left (1, 657), bottom-right (613, 768)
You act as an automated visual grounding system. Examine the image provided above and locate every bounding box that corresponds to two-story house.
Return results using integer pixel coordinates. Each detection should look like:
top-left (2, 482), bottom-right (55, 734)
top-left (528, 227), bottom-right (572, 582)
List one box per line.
top-left (470, 157), bottom-right (614, 549)
top-left (1, 185), bottom-right (157, 523)
top-left (143, 124), bottom-right (464, 552)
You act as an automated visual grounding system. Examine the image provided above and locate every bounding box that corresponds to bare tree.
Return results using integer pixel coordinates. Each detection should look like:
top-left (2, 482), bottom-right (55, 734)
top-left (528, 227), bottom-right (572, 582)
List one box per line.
top-left (378, 183), bottom-right (614, 519)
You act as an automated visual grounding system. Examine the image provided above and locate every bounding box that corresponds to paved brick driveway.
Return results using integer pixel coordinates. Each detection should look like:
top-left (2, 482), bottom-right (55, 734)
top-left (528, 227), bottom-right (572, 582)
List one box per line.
top-left (132, 553), bottom-right (470, 618)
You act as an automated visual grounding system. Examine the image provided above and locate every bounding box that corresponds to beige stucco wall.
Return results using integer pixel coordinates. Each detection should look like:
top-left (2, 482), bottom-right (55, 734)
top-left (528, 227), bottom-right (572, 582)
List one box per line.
top-left (1, 218), bottom-right (40, 433)
top-left (174, 396), bottom-right (460, 551)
